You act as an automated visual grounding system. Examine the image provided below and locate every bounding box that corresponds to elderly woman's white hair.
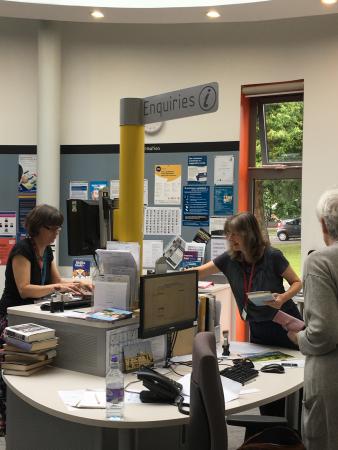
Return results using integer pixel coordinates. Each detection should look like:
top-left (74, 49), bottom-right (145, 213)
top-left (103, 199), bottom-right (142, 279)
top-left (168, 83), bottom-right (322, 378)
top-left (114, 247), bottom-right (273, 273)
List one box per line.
top-left (316, 187), bottom-right (338, 241)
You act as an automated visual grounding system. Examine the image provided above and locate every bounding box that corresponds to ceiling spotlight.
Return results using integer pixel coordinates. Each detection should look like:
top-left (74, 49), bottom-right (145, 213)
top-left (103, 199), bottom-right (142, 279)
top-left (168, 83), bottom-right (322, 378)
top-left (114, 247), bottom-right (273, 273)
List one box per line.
top-left (321, 0), bottom-right (337, 4)
top-left (206, 10), bottom-right (221, 18)
top-left (91, 10), bottom-right (104, 19)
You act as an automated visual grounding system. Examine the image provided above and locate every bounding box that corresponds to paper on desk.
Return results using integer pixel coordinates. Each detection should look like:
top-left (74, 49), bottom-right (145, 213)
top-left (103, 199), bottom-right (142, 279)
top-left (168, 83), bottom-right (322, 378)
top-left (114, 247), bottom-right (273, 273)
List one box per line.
top-left (229, 341), bottom-right (273, 356)
top-left (58, 389), bottom-right (106, 409)
top-left (179, 373), bottom-right (241, 404)
top-left (94, 280), bottom-right (129, 310)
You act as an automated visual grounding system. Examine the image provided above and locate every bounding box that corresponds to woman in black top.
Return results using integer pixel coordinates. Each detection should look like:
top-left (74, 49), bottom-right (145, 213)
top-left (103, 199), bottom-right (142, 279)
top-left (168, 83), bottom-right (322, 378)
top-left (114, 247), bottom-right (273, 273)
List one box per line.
top-left (196, 212), bottom-right (302, 348)
top-left (0, 204), bottom-right (85, 331)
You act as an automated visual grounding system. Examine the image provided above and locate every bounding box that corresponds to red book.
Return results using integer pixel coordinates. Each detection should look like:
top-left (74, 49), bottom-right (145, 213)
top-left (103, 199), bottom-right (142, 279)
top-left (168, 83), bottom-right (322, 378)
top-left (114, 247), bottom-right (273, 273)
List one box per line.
top-left (273, 310), bottom-right (305, 332)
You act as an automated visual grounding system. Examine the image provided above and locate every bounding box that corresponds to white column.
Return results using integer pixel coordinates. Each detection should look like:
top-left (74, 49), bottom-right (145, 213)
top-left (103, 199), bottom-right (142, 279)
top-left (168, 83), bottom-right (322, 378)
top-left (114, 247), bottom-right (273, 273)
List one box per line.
top-left (37, 21), bottom-right (61, 208)
top-left (37, 21), bottom-right (61, 261)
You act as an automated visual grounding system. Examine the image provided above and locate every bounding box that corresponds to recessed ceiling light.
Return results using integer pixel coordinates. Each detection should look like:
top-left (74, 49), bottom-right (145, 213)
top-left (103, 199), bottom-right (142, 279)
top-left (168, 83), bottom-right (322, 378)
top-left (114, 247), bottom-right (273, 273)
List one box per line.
top-left (91, 10), bottom-right (104, 19)
top-left (321, 0), bottom-right (337, 5)
top-left (206, 10), bottom-right (221, 19)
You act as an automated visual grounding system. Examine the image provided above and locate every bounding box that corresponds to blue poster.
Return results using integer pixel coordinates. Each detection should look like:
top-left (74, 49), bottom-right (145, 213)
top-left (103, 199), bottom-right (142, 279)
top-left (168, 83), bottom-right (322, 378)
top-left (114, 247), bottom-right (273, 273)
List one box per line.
top-left (214, 186), bottom-right (234, 215)
top-left (183, 186), bottom-right (210, 227)
top-left (187, 155), bottom-right (207, 184)
top-left (89, 180), bottom-right (108, 200)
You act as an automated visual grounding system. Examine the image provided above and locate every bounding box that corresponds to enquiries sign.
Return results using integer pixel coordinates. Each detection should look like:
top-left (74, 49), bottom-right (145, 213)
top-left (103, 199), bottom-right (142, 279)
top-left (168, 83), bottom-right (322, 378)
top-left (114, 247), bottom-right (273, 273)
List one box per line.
top-left (143, 82), bottom-right (218, 124)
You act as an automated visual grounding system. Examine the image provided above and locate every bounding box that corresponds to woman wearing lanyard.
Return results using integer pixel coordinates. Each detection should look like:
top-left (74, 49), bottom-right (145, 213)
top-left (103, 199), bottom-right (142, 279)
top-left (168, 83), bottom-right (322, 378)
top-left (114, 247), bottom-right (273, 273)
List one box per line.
top-left (196, 212), bottom-right (302, 348)
top-left (0, 204), bottom-right (86, 335)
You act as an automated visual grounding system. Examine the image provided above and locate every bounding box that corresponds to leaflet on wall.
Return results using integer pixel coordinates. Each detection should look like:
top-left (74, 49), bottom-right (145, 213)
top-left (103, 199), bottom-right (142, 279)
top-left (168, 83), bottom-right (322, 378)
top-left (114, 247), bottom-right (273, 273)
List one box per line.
top-left (0, 237), bottom-right (16, 265)
top-left (214, 155), bottom-right (234, 185)
top-left (89, 181), bottom-right (108, 201)
top-left (163, 235), bottom-right (186, 269)
top-left (154, 165), bottom-right (181, 205)
top-left (210, 237), bottom-right (229, 260)
top-left (0, 211), bottom-right (16, 237)
top-left (181, 251), bottom-right (201, 269)
top-left (182, 186), bottom-right (210, 227)
top-left (144, 207), bottom-right (181, 235)
top-left (142, 240), bottom-right (164, 268)
top-left (214, 186), bottom-right (234, 216)
top-left (210, 216), bottom-right (228, 237)
top-left (187, 155), bottom-right (207, 184)
top-left (18, 155), bottom-right (37, 193)
top-left (69, 181), bottom-right (88, 200)
top-left (185, 242), bottom-right (206, 263)
top-left (18, 197), bottom-right (36, 235)
top-left (193, 228), bottom-right (211, 244)
top-left (110, 179), bottom-right (148, 205)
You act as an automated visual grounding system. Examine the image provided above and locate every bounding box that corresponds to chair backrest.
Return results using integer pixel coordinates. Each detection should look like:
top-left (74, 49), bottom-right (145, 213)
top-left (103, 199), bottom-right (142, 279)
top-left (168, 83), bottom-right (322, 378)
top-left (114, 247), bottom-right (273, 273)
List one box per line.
top-left (188, 331), bottom-right (227, 450)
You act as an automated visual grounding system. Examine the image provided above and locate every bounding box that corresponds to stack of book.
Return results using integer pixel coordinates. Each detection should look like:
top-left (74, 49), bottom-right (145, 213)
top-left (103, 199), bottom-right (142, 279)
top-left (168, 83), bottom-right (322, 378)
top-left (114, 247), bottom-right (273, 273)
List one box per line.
top-left (1, 323), bottom-right (58, 376)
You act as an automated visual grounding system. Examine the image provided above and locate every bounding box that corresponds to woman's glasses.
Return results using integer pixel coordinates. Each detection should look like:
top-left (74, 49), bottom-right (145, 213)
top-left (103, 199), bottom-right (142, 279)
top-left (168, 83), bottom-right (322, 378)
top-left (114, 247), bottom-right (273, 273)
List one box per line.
top-left (44, 226), bottom-right (62, 233)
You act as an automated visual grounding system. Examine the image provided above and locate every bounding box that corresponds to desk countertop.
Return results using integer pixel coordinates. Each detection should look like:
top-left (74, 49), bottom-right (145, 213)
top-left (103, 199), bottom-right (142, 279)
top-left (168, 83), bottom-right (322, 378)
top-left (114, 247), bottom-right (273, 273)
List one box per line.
top-left (3, 343), bottom-right (304, 430)
top-left (7, 303), bottom-right (138, 329)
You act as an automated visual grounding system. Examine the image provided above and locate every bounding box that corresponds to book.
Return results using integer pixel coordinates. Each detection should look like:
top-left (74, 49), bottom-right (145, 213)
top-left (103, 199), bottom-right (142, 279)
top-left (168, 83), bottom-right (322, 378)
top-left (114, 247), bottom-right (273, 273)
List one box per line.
top-left (3, 366), bottom-right (47, 377)
top-left (86, 307), bottom-right (132, 323)
top-left (3, 336), bottom-right (58, 352)
top-left (1, 358), bottom-right (53, 372)
top-left (4, 323), bottom-right (55, 342)
top-left (247, 291), bottom-right (273, 306)
top-left (272, 310), bottom-right (305, 332)
top-left (238, 350), bottom-right (293, 362)
top-left (3, 349), bottom-right (56, 363)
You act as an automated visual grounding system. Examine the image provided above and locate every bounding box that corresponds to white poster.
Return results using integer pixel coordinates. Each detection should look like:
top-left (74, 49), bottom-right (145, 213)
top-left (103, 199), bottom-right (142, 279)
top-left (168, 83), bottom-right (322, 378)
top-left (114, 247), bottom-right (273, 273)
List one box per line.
top-left (144, 207), bottom-right (181, 236)
top-left (0, 211), bottom-right (16, 237)
top-left (210, 238), bottom-right (228, 260)
top-left (142, 240), bottom-right (164, 268)
top-left (110, 179), bottom-right (148, 205)
top-left (214, 155), bottom-right (234, 185)
top-left (154, 165), bottom-right (181, 205)
top-left (69, 181), bottom-right (89, 200)
top-left (209, 216), bottom-right (228, 237)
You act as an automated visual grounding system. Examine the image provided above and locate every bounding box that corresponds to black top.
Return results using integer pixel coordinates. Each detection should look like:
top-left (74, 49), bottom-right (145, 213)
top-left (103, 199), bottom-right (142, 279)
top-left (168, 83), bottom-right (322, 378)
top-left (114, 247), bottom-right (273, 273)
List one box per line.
top-left (0, 238), bottom-right (54, 316)
top-left (213, 247), bottom-right (296, 322)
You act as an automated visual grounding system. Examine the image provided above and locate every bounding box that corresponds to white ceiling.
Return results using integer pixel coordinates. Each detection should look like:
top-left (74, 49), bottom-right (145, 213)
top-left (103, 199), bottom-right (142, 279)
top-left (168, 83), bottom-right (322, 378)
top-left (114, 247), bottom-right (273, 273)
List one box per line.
top-left (0, 0), bottom-right (337, 24)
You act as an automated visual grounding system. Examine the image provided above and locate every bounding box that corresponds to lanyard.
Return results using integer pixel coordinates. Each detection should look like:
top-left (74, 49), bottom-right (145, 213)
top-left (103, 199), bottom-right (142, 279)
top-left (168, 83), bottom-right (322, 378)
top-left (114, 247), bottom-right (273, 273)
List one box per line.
top-left (31, 239), bottom-right (47, 285)
top-left (243, 263), bottom-right (255, 309)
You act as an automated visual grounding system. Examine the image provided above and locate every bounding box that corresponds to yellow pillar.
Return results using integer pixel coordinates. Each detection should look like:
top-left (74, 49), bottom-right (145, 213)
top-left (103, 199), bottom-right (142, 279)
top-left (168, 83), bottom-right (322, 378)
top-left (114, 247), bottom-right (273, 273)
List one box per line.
top-left (118, 124), bottom-right (144, 248)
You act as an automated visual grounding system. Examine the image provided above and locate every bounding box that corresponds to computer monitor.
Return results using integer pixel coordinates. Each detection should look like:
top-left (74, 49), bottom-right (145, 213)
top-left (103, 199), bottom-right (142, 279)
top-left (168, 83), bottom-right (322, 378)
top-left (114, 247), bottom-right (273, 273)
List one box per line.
top-left (67, 199), bottom-right (100, 256)
top-left (138, 271), bottom-right (198, 340)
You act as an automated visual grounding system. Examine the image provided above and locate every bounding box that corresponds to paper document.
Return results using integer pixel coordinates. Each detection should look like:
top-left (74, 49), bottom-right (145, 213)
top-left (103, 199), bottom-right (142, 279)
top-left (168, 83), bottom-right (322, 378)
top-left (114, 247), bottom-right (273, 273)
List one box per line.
top-left (179, 373), bottom-right (241, 404)
top-left (58, 389), bottom-right (105, 409)
top-left (94, 280), bottom-right (129, 310)
top-left (247, 291), bottom-right (273, 306)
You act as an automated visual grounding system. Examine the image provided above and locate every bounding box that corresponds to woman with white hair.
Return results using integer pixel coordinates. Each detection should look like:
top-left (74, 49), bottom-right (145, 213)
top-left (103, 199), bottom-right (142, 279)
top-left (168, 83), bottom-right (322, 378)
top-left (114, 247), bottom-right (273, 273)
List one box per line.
top-left (288, 187), bottom-right (338, 450)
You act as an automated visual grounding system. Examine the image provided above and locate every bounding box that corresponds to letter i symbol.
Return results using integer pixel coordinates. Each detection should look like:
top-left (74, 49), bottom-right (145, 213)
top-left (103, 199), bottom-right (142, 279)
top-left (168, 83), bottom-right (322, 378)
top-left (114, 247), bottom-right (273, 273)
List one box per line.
top-left (203, 89), bottom-right (211, 108)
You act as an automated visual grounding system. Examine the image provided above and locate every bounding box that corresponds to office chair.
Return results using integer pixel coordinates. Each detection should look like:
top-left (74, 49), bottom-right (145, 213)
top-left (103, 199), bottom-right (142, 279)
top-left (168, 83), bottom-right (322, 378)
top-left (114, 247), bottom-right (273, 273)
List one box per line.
top-left (187, 332), bottom-right (289, 450)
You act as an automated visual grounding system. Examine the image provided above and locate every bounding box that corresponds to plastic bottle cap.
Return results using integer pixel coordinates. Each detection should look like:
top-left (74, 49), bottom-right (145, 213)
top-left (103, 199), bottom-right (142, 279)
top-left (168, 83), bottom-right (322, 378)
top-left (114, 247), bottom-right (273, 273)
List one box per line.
top-left (111, 355), bottom-right (118, 363)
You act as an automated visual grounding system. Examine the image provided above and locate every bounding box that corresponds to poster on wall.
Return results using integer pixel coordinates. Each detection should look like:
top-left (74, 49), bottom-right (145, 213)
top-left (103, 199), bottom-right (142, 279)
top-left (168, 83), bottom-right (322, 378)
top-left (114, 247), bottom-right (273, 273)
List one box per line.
top-left (154, 165), bottom-right (181, 205)
top-left (18, 196), bottom-right (36, 235)
top-left (144, 207), bottom-right (181, 236)
top-left (18, 155), bottom-right (37, 193)
top-left (142, 240), bottom-right (164, 268)
top-left (89, 181), bottom-right (108, 200)
top-left (187, 155), bottom-right (207, 184)
top-left (0, 237), bottom-right (16, 265)
top-left (214, 186), bottom-right (234, 216)
top-left (210, 237), bottom-right (229, 260)
top-left (0, 211), bottom-right (16, 237)
top-left (209, 216), bottom-right (229, 237)
top-left (182, 186), bottom-right (210, 227)
top-left (110, 179), bottom-right (148, 205)
top-left (214, 155), bottom-right (234, 185)
top-left (69, 181), bottom-right (89, 200)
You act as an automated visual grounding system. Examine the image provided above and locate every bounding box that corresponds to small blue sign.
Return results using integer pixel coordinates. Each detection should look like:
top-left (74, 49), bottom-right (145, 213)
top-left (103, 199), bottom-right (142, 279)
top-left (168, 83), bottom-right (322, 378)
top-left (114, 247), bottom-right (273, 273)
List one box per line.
top-left (183, 186), bottom-right (210, 226)
top-left (214, 186), bottom-right (234, 215)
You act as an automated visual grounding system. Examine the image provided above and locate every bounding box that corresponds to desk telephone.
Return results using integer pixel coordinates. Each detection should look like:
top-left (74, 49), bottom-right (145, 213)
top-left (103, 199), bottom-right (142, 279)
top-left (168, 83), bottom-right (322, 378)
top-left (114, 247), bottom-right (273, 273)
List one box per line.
top-left (137, 366), bottom-right (183, 404)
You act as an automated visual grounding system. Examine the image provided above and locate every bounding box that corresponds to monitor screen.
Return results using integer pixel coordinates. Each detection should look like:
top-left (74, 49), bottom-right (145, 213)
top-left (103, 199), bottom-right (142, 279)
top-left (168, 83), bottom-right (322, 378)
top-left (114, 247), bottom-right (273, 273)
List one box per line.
top-left (139, 271), bottom-right (198, 339)
top-left (67, 199), bottom-right (100, 256)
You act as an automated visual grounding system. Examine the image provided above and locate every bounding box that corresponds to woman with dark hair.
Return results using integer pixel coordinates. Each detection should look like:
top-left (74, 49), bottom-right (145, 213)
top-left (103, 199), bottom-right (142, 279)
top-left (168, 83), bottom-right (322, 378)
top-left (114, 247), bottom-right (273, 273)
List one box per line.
top-left (0, 204), bottom-right (85, 333)
top-left (196, 212), bottom-right (302, 348)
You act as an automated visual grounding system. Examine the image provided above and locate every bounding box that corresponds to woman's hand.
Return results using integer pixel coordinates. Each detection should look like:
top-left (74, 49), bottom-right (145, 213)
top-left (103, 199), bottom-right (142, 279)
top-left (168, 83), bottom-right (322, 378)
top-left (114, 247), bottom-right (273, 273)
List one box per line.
top-left (287, 330), bottom-right (299, 345)
top-left (265, 293), bottom-right (285, 310)
top-left (54, 283), bottom-right (83, 295)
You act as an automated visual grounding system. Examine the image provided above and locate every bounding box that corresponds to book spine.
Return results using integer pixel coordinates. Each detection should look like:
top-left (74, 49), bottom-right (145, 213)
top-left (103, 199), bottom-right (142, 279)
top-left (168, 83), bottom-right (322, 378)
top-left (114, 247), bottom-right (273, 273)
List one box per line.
top-left (4, 336), bottom-right (32, 351)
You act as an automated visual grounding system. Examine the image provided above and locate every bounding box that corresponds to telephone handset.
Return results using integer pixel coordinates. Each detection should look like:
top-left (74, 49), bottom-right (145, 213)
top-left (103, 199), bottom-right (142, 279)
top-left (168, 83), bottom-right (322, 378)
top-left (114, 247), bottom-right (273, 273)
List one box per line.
top-left (137, 366), bottom-right (183, 404)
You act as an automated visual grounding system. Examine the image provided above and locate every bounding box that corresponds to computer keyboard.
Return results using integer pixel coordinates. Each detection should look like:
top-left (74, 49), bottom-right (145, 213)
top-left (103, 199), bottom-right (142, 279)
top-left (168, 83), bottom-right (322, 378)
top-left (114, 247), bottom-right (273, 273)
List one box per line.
top-left (220, 363), bottom-right (259, 385)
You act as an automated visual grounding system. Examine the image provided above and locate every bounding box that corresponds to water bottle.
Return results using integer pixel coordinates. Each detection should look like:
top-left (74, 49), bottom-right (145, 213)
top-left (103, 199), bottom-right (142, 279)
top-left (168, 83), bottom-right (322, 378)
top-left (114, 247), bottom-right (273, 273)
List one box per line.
top-left (106, 355), bottom-right (124, 420)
